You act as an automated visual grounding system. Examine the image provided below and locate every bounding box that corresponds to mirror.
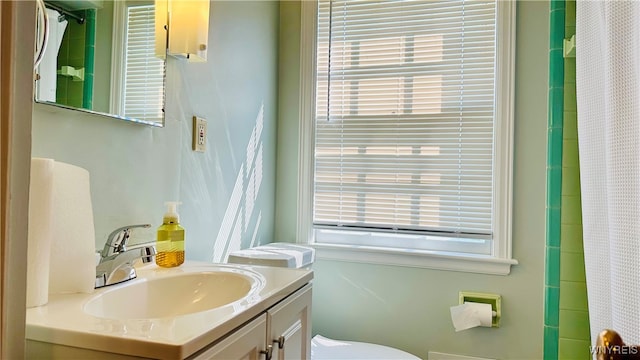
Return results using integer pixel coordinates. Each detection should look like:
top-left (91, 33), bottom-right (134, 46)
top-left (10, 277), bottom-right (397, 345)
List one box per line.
top-left (34, 0), bottom-right (166, 127)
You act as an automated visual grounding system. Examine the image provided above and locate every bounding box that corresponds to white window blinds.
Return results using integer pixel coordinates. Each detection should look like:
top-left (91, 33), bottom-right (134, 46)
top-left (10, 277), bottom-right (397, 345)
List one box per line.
top-left (123, 4), bottom-right (164, 122)
top-left (314, 0), bottom-right (499, 252)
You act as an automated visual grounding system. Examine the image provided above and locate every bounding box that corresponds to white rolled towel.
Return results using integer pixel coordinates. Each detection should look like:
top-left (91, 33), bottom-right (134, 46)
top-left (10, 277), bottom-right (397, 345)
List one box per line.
top-left (26, 158), bottom-right (55, 307)
top-left (48, 161), bottom-right (96, 294)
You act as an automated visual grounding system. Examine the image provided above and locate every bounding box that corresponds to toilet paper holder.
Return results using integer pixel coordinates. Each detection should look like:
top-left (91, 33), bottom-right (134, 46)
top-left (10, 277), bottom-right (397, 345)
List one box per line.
top-left (459, 291), bottom-right (501, 328)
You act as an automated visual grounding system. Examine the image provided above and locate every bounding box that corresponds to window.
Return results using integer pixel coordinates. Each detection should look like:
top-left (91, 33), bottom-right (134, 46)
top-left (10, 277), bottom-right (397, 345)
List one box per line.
top-left (111, 1), bottom-right (165, 123)
top-left (300, 0), bottom-right (516, 274)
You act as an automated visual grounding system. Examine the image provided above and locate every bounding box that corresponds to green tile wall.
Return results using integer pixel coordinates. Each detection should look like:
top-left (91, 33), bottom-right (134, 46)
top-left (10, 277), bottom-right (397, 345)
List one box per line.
top-left (558, 1), bottom-right (591, 358)
top-left (56, 12), bottom-right (86, 108)
top-left (544, 1), bottom-right (565, 358)
top-left (544, 1), bottom-right (591, 359)
top-left (82, 9), bottom-right (96, 110)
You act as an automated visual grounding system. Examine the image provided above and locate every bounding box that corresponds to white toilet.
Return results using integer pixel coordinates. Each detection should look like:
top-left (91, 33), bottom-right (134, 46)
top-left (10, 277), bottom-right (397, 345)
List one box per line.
top-left (228, 243), bottom-right (421, 360)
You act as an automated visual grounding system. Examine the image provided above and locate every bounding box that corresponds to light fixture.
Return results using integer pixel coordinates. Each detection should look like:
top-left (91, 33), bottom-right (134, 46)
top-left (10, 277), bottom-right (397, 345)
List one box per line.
top-left (155, 0), bottom-right (210, 62)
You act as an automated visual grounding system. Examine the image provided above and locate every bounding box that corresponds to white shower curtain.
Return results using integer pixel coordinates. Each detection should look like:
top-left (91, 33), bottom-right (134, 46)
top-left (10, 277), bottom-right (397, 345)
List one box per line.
top-left (36, 9), bottom-right (67, 103)
top-left (577, 1), bottom-right (640, 346)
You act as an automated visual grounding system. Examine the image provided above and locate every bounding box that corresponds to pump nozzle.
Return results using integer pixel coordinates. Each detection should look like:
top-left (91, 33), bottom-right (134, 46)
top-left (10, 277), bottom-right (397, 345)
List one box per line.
top-left (164, 201), bottom-right (182, 223)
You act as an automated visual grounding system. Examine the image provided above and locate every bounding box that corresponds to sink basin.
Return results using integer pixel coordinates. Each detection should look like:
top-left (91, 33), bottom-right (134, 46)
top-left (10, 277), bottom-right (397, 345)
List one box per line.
top-left (26, 261), bottom-right (313, 359)
top-left (84, 269), bottom-right (262, 319)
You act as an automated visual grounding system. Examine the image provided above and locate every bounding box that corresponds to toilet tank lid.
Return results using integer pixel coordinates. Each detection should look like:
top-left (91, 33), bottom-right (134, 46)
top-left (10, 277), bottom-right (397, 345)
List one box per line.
top-left (227, 249), bottom-right (296, 268)
top-left (227, 243), bottom-right (315, 269)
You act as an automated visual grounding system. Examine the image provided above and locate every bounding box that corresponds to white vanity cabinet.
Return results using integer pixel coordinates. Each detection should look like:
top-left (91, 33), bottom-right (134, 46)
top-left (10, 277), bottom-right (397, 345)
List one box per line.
top-left (267, 283), bottom-right (312, 360)
top-left (193, 315), bottom-right (268, 359)
top-left (26, 263), bottom-right (313, 359)
top-left (191, 284), bottom-right (312, 360)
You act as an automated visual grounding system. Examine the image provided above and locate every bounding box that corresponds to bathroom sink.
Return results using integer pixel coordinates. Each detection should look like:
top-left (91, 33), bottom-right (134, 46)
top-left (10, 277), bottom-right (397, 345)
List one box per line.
top-left (84, 269), bottom-right (262, 319)
top-left (26, 262), bottom-right (312, 359)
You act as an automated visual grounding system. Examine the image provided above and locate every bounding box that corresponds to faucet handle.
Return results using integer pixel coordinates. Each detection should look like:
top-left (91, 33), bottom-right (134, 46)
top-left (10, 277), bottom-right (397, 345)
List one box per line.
top-left (101, 224), bottom-right (151, 258)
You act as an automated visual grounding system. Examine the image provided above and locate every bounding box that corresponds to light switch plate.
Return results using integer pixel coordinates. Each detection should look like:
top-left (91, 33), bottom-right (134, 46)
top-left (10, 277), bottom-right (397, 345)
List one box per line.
top-left (193, 116), bottom-right (206, 152)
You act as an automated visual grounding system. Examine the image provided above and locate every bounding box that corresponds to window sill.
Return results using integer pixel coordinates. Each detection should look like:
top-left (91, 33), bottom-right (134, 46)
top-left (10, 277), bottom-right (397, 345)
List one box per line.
top-left (310, 243), bottom-right (518, 275)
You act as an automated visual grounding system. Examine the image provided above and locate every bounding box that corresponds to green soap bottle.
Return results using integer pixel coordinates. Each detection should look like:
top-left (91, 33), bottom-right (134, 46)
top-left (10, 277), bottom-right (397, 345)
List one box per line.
top-left (156, 201), bottom-right (185, 268)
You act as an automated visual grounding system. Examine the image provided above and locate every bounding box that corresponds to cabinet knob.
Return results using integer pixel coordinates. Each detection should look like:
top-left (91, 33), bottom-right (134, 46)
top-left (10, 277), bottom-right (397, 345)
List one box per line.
top-left (274, 335), bottom-right (285, 349)
top-left (260, 344), bottom-right (273, 360)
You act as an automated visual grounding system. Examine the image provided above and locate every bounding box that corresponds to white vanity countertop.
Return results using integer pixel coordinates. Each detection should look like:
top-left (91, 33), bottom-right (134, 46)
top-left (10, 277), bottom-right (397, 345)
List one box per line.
top-left (25, 261), bottom-right (313, 359)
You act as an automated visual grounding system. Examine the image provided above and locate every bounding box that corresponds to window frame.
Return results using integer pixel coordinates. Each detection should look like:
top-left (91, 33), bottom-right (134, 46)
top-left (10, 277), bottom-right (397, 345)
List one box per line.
top-left (296, 0), bottom-right (517, 275)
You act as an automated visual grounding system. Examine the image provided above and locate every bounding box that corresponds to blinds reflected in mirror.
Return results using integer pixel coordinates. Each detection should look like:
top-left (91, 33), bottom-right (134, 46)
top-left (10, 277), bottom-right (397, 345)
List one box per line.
top-left (121, 4), bottom-right (165, 123)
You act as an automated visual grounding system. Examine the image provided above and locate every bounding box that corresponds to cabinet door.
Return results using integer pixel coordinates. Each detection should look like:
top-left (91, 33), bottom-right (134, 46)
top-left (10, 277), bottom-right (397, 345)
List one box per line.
top-left (267, 284), bottom-right (312, 360)
top-left (193, 314), bottom-right (269, 360)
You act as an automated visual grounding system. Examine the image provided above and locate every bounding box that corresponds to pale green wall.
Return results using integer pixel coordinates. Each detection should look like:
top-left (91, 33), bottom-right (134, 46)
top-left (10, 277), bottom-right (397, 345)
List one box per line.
top-left (274, 1), bottom-right (301, 243)
top-left (31, 1), bottom-right (549, 357)
top-left (93, 1), bottom-right (113, 114)
top-left (32, 1), bottom-right (279, 261)
top-left (274, 1), bottom-right (549, 359)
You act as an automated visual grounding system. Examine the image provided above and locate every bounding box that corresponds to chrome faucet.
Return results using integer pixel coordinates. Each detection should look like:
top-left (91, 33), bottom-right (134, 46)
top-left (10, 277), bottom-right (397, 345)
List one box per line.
top-left (95, 224), bottom-right (156, 288)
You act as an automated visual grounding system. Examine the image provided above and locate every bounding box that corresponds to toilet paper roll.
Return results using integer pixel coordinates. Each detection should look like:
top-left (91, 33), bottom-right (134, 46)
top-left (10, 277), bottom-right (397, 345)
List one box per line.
top-left (450, 302), bottom-right (493, 332)
top-left (48, 161), bottom-right (96, 294)
top-left (26, 158), bottom-right (55, 307)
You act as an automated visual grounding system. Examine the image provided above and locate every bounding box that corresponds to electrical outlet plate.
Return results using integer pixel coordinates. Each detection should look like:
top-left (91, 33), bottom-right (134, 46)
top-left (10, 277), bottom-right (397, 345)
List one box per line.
top-left (459, 291), bottom-right (501, 328)
top-left (193, 116), bottom-right (206, 152)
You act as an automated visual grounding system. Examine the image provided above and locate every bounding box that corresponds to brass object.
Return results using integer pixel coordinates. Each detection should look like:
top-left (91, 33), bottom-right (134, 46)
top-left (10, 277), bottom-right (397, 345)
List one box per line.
top-left (595, 329), bottom-right (640, 360)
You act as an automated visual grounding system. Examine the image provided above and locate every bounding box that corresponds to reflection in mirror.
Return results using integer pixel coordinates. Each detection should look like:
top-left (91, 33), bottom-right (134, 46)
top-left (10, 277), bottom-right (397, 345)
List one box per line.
top-left (34, 0), bottom-right (166, 127)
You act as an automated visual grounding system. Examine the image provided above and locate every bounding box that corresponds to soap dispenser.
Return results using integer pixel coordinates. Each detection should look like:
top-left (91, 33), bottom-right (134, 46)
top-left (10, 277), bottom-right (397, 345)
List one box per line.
top-left (156, 201), bottom-right (185, 268)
